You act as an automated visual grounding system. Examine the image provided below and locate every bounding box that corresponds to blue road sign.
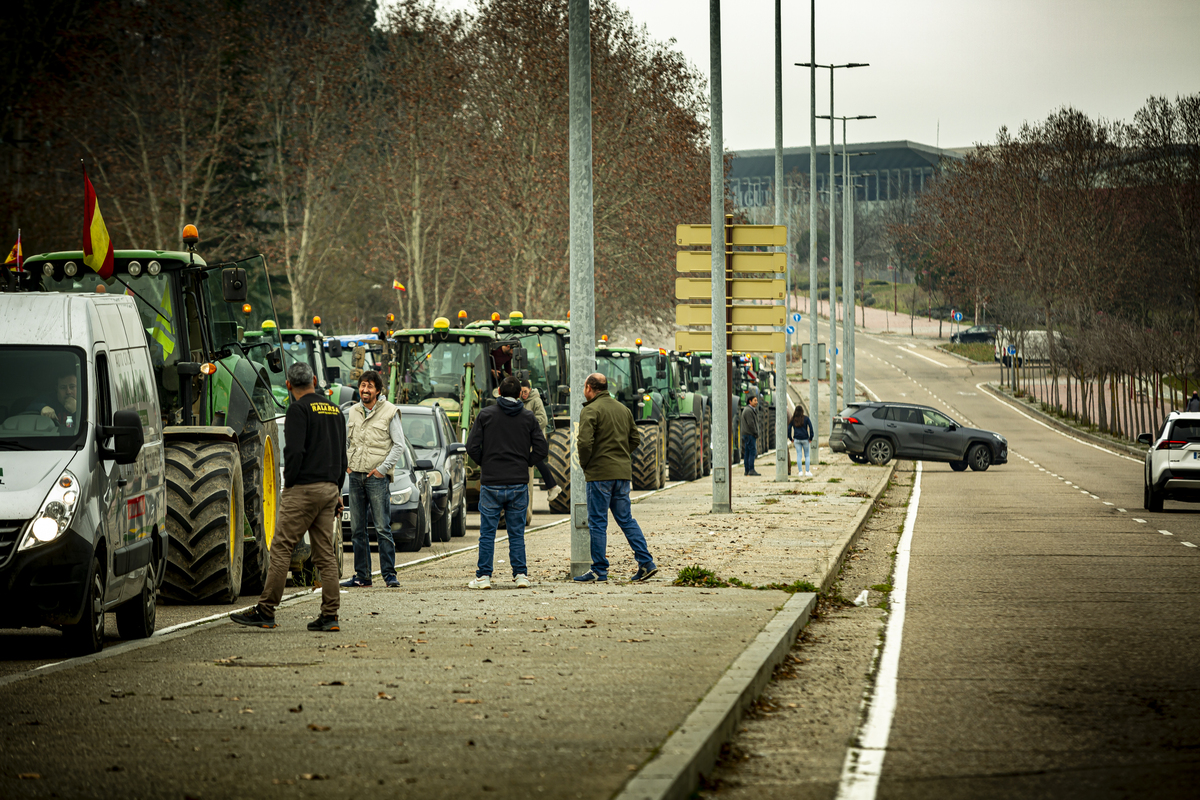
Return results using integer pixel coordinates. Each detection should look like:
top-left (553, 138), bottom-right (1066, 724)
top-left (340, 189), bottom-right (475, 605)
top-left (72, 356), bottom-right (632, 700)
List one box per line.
top-left (1007, 346), bottom-right (1017, 356)
top-left (786, 325), bottom-right (795, 335)
top-left (791, 313), bottom-right (802, 323)
top-left (834, 347), bottom-right (839, 355)
top-left (954, 311), bottom-right (963, 322)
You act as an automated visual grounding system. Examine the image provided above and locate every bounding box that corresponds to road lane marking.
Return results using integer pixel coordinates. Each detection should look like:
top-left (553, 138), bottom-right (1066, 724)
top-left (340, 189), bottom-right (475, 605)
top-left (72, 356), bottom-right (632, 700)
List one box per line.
top-left (901, 345), bottom-right (949, 368)
top-left (1118, 508), bottom-right (1127, 512)
top-left (1184, 542), bottom-right (1197, 548)
top-left (1104, 502), bottom-right (1114, 505)
top-left (1133, 518), bottom-right (1147, 523)
top-left (976, 382), bottom-right (1142, 463)
top-left (836, 462), bottom-right (923, 799)
top-left (1160, 530), bottom-right (1173, 535)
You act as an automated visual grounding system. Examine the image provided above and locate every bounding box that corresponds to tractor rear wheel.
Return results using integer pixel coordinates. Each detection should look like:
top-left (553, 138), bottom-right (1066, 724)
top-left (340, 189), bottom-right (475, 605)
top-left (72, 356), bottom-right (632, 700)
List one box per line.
top-left (702, 405), bottom-right (712, 476)
top-left (239, 418), bottom-right (279, 594)
top-left (632, 425), bottom-right (662, 490)
top-left (162, 441), bottom-right (245, 604)
top-left (668, 417), bottom-right (701, 481)
top-left (546, 428), bottom-right (571, 513)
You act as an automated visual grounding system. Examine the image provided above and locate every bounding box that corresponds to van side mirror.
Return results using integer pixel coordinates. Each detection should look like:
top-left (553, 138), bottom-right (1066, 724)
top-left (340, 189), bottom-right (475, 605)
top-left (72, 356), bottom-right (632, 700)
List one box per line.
top-left (328, 340), bottom-right (343, 359)
top-left (221, 267), bottom-right (248, 303)
top-left (102, 409), bottom-right (144, 465)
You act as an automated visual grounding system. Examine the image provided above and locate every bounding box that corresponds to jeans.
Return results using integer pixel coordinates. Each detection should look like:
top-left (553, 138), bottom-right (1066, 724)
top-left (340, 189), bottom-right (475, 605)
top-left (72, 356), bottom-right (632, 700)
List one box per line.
top-left (477, 484), bottom-right (528, 578)
top-left (585, 480), bottom-right (654, 577)
top-left (349, 472), bottom-right (393, 581)
top-left (742, 434), bottom-right (757, 473)
top-left (794, 438), bottom-right (811, 472)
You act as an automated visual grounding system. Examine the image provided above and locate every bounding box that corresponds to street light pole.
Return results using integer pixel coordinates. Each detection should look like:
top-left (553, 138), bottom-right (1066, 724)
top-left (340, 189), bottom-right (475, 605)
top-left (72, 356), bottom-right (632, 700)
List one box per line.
top-left (773, 0), bottom-right (788, 482)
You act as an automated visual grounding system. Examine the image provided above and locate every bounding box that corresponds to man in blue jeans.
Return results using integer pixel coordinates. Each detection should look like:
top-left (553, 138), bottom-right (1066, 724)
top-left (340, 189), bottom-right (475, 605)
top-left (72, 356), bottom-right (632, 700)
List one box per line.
top-left (740, 394), bottom-right (761, 476)
top-left (574, 373), bottom-right (657, 583)
top-left (341, 371), bottom-right (405, 588)
top-left (465, 375), bottom-right (547, 589)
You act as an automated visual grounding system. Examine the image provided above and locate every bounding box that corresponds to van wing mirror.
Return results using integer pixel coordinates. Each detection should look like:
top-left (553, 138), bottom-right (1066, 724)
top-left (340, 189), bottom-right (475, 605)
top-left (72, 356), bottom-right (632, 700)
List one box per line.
top-left (102, 409), bottom-right (145, 465)
top-left (221, 267), bottom-right (249, 303)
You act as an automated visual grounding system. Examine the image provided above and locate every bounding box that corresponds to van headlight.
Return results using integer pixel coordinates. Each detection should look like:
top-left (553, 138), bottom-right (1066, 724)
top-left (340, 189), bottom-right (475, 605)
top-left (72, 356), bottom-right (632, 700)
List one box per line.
top-left (20, 470), bottom-right (80, 551)
top-left (391, 486), bottom-right (413, 504)
top-left (427, 470), bottom-right (443, 488)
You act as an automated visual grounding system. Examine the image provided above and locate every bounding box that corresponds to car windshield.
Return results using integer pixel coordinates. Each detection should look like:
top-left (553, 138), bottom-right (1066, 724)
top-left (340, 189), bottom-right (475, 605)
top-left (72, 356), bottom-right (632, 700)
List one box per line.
top-left (0, 347), bottom-right (87, 450)
top-left (401, 414), bottom-right (440, 450)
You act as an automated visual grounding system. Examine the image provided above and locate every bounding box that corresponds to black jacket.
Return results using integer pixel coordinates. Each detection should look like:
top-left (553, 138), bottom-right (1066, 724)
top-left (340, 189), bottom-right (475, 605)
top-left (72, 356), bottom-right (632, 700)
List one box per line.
top-left (740, 404), bottom-right (759, 439)
top-left (283, 393), bottom-right (348, 488)
top-left (466, 396), bottom-right (548, 486)
top-left (789, 415), bottom-right (814, 442)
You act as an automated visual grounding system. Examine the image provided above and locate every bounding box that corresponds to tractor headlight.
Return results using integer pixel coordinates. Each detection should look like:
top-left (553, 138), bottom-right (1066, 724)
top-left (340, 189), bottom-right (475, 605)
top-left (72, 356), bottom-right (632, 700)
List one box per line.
top-left (20, 470), bottom-right (81, 550)
top-left (391, 486), bottom-right (413, 504)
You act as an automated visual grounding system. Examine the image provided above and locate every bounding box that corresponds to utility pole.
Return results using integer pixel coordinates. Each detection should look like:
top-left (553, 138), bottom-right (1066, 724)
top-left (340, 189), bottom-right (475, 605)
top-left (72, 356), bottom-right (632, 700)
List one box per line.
top-left (710, 0), bottom-right (730, 513)
top-left (568, 0), bottom-right (594, 576)
top-left (773, 0), bottom-right (788, 482)
top-left (827, 69), bottom-right (837, 426)
top-left (806, 2), bottom-right (819, 466)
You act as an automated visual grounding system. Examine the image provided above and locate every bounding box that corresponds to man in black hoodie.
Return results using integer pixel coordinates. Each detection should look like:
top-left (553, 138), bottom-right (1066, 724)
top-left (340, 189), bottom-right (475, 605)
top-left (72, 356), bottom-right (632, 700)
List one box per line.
top-left (465, 375), bottom-right (548, 589)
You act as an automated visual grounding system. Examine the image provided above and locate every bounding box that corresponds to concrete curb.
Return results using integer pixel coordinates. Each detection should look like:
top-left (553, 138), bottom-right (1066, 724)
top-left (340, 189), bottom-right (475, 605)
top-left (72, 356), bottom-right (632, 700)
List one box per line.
top-left (613, 457), bottom-right (897, 800)
top-left (613, 591), bottom-right (818, 800)
top-left (981, 382), bottom-right (1145, 459)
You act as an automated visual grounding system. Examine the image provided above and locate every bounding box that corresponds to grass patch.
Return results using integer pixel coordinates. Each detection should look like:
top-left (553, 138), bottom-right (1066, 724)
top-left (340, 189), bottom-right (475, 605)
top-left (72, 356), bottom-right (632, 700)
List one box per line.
top-left (827, 477), bottom-right (843, 484)
top-left (842, 489), bottom-right (871, 498)
top-left (941, 342), bottom-right (995, 362)
top-left (870, 583), bottom-right (893, 593)
top-left (761, 497), bottom-right (779, 505)
top-left (672, 566), bottom-right (818, 595)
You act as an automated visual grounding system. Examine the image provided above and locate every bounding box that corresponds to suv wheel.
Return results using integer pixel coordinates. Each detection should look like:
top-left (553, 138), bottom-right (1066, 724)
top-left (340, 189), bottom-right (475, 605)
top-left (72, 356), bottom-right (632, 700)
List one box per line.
top-left (967, 444), bottom-right (991, 471)
top-left (866, 438), bottom-right (893, 466)
top-left (1147, 483), bottom-right (1164, 513)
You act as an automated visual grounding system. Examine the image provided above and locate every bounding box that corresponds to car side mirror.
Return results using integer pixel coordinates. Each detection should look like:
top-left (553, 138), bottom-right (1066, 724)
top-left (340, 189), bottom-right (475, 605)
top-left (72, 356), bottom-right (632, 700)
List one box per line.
top-left (447, 442), bottom-right (467, 455)
top-left (414, 459), bottom-right (435, 471)
top-left (1137, 433), bottom-right (1153, 445)
top-left (267, 348), bottom-right (283, 373)
top-left (328, 340), bottom-right (343, 359)
top-left (221, 267), bottom-right (248, 303)
top-left (947, 423), bottom-right (957, 431)
top-left (102, 409), bottom-right (144, 465)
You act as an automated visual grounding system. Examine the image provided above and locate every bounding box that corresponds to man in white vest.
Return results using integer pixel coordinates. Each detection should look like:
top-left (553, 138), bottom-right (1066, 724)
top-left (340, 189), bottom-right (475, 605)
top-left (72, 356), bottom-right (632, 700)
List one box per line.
top-left (340, 370), bottom-right (405, 588)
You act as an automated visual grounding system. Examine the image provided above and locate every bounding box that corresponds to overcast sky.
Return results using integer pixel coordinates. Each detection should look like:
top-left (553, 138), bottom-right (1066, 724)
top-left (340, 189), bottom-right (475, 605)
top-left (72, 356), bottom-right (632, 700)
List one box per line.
top-left (420, 0), bottom-right (1200, 151)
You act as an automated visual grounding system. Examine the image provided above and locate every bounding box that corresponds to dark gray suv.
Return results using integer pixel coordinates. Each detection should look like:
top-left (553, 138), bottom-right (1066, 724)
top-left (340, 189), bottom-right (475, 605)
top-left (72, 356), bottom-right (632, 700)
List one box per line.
top-left (829, 402), bottom-right (1008, 470)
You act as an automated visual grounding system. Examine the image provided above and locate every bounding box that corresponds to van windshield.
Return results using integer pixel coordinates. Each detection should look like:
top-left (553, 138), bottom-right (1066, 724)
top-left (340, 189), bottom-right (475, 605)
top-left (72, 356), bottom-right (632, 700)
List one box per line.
top-left (0, 347), bottom-right (87, 450)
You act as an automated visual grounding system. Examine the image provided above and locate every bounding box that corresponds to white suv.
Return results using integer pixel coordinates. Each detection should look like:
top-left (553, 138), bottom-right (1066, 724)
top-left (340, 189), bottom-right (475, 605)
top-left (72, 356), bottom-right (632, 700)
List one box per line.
top-left (1139, 412), bottom-right (1200, 512)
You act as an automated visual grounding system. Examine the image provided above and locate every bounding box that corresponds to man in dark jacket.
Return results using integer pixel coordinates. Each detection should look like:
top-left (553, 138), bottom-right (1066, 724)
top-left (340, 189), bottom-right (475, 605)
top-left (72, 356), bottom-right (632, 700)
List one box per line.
top-left (232, 362), bottom-right (347, 632)
top-left (466, 375), bottom-right (547, 589)
top-left (1188, 392), bottom-right (1200, 412)
top-left (573, 373), bottom-right (657, 583)
top-left (741, 395), bottom-right (761, 476)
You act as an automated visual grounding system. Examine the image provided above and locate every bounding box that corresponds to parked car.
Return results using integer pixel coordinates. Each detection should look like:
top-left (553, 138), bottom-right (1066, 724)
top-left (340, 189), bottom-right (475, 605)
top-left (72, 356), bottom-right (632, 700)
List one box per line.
top-left (338, 411), bottom-right (434, 553)
top-left (829, 401), bottom-right (1008, 470)
top-left (950, 324), bottom-right (1001, 345)
top-left (1138, 412), bottom-right (1200, 512)
top-left (396, 404), bottom-right (468, 541)
top-left (0, 293), bottom-right (165, 653)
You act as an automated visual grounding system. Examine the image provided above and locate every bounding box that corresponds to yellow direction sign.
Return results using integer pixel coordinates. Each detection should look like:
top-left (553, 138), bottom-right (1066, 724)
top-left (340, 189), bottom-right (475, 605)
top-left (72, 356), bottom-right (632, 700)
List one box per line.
top-left (675, 251), bottom-right (786, 273)
top-left (675, 224), bottom-right (788, 247)
top-left (675, 278), bottom-right (785, 301)
top-left (675, 330), bottom-right (785, 353)
top-left (675, 304), bottom-right (785, 327)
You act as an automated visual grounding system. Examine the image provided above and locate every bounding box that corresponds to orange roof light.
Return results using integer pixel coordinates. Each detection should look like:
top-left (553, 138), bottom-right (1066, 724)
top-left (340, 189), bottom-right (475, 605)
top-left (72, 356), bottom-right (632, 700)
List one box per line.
top-left (312, 315), bottom-right (322, 327)
top-left (182, 224), bottom-right (199, 245)
top-left (600, 334), bottom-right (608, 342)
top-left (387, 313), bottom-right (395, 324)
top-left (635, 338), bottom-right (643, 346)
top-left (242, 303), bottom-right (252, 314)
top-left (371, 326), bottom-right (380, 334)
top-left (490, 312), bottom-right (500, 322)
top-left (457, 310), bottom-right (467, 319)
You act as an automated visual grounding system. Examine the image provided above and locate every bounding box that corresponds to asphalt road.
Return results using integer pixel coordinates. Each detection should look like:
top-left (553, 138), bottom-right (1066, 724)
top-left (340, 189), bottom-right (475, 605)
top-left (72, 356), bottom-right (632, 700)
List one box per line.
top-left (845, 332), bottom-right (1200, 797)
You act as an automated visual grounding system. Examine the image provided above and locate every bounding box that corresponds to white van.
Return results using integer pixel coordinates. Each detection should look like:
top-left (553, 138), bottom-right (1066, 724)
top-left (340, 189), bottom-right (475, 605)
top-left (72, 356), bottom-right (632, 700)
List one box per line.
top-left (0, 293), bottom-right (166, 653)
top-left (994, 329), bottom-right (1066, 367)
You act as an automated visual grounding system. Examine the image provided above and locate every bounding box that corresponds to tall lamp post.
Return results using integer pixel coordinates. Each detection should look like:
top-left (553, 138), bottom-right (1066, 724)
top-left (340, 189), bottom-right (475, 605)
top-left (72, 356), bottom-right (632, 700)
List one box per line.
top-left (797, 61), bottom-right (867, 429)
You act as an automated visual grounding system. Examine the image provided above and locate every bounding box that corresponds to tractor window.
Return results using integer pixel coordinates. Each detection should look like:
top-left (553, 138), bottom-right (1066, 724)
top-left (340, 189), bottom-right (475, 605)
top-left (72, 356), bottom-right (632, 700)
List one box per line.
top-left (596, 355), bottom-right (635, 403)
top-left (637, 356), bottom-right (661, 394)
top-left (398, 339), bottom-right (488, 407)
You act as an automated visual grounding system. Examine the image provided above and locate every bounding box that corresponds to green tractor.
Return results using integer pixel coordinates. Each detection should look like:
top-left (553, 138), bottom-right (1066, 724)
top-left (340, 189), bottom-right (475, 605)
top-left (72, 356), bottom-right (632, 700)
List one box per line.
top-left (737, 354), bottom-right (778, 451)
top-left (324, 331), bottom-right (387, 405)
top-left (594, 339), bottom-right (669, 490)
top-left (465, 311), bottom-right (572, 513)
top-left (390, 317), bottom-right (529, 510)
top-left (667, 351), bottom-right (711, 479)
top-left (679, 350), bottom-right (742, 466)
top-left (276, 318), bottom-right (344, 404)
top-left (18, 240), bottom-right (286, 604)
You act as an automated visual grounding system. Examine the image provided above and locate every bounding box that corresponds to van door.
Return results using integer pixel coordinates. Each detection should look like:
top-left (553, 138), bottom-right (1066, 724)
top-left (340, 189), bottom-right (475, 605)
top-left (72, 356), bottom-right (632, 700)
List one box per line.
top-left (93, 351), bottom-right (125, 607)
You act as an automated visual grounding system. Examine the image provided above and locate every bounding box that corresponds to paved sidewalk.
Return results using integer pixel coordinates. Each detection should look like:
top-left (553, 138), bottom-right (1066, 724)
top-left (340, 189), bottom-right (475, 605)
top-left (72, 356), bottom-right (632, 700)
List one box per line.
top-left (0, 456), bottom-right (892, 799)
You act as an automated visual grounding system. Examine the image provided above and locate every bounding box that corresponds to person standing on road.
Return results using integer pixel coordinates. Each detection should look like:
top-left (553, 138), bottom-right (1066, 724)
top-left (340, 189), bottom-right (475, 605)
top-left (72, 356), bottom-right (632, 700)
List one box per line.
top-left (573, 373), bottom-right (658, 584)
top-left (1188, 392), bottom-right (1200, 412)
top-left (521, 379), bottom-right (561, 503)
top-left (741, 395), bottom-right (761, 476)
top-left (341, 370), bottom-right (405, 589)
top-left (232, 362), bottom-right (346, 632)
top-left (789, 405), bottom-right (815, 477)
top-left (466, 375), bottom-right (547, 589)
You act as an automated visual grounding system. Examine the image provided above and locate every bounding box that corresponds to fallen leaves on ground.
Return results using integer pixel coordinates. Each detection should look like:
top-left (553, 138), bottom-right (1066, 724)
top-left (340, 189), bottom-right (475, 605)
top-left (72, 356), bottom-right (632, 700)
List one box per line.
top-left (377, 692), bottom-right (394, 701)
top-left (307, 724), bottom-right (331, 732)
top-left (455, 699), bottom-right (482, 704)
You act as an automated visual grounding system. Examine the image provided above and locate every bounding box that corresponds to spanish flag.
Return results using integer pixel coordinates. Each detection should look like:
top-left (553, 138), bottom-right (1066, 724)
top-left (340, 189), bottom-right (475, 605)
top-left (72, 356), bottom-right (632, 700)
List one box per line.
top-left (82, 165), bottom-right (114, 279)
top-left (392, 279), bottom-right (406, 292)
top-left (3, 231), bottom-right (20, 272)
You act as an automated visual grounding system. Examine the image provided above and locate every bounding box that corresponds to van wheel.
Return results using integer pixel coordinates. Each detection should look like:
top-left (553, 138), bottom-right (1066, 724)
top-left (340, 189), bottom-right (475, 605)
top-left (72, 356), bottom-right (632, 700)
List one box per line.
top-left (967, 444), bottom-right (992, 472)
top-left (116, 560), bottom-right (157, 640)
top-left (162, 441), bottom-right (245, 604)
top-left (949, 460), bottom-right (968, 472)
top-left (866, 438), bottom-right (893, 466)
top-left (239, 419), bottom-right (279, 594)
top-left (64, 557), bottom-right (104, 655)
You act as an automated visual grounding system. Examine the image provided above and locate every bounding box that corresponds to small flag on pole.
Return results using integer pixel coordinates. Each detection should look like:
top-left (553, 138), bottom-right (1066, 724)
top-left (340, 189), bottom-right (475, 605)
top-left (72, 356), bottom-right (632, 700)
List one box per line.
top-left (3, 231), bottom-right (21, 272)
top-left (392, 279), bottom-right (406, 292)
top-left (82, 163), bottom-right (114, 279)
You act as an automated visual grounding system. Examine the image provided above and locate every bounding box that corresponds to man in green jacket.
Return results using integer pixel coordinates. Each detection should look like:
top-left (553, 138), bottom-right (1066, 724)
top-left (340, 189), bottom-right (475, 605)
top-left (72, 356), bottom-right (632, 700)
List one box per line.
top-left (573, 373), bottom-right (657, 583)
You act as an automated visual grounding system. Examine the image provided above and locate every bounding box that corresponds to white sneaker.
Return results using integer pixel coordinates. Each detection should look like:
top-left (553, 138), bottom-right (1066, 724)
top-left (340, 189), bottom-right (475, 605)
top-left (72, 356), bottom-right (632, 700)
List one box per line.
top-left (468, 575), bottom-right (492, 590)
top-left (514, 574), bottom-right (531, 588)
top-left (805, 470), bottom-right (813, 477)
top-left (547, 485), bottom-right (562, 502)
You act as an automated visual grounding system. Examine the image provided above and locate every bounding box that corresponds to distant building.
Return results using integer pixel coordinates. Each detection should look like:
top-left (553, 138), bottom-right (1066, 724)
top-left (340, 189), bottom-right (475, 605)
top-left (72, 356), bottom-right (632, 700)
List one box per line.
top-left (729, 140), bottom-right (962, 212)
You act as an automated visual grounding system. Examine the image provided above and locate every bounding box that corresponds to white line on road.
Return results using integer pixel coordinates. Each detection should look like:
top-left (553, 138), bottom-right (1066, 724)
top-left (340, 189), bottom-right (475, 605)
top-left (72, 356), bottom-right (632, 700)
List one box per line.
top-left (1160, 530), bottom-right (1173, 535)
top-left (1134, 518), bottom-right (1147, 523)
top-left (900, 345), bottom-right (950, 368)
top-left (1104, 502), bottom-right (1114, 506)
top-left (836, 461), bottom-right (923, 800)
top-left (1118, 508), bottom-right (1127, 512)
top-left (1184, 542), bottom-right (1197, 548)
